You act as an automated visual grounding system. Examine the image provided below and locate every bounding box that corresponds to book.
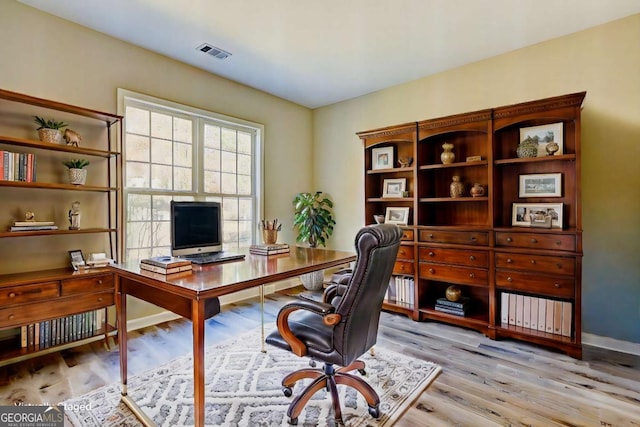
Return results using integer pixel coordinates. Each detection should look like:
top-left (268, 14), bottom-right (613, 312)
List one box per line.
top-left (434, 305), bottom-right (467, 316)
top-left (553, 300), bottom-right (563, 335)
top-left (436, 297), bottom-right (470, 310)
top-left (249, 247), bottom-right (290, 255)
top-left (523, 296), bottom-right (531, 328)
top-left (530, 297), bottom-right (539, 330)
top-left (500, 292), bottom-right (509, 324)
top-left (250, 243), bottom-right (289, 251)
top-left (10, 225), bottom-right (58, 231)
top-left (545, 299), bottom-right (554, 333)
top-left (13, 221), bottom-right (55, 226)
top-left (140, 256), bottom-right (192, 269)
top-left (508, 292), bottom-right (517, 326)
top-left (561, 301), bottom-right (572, 337)
top-left (140, 263), bottom-right (193, 275)
top-left (537, 297), bottom-right (546, 332)
top-left (515, 294), bottom-right (524, 326)
top-left (139, 269), bottom-right (193, 281)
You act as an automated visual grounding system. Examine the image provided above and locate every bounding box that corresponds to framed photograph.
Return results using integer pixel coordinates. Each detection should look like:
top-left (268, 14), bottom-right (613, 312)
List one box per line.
top-left (372, 147), bottom-right (394, 170)
top-left (382, 178), bottom-right (406, 198)
top-left (385, 207), bottom-right (409, 225)
top-left (519, 173), bottom-right (562, 197)
top-left (519, 122), bottom-right (563, 157)
top-left (68, 249), bottom-right (86, 270)
top-left (512, 203), bottom-right (563, 229)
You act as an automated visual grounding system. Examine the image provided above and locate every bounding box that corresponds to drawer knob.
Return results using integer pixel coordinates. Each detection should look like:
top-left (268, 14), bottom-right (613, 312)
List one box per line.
top-left (429, 233), bottom-right (434, 239)
top-left (506, 237), bottom-right (513, 243)
top-left (507, 277), bottom-right (513, 283)
top-left (531, 238), bottom-right (538, 244)
top-left (469, 255), bottom-right (476, 261)
top-left (98, 297), bottom-right (104, 302)
top-left (428, 251), bottom-right (435, 257)
top-left (8, 292), bottom-right (16, 298)
top-left (428, 268), bottom-right (435, 274)
top-left (398, 265), bottom-right (405, 271)
top-left (470, 236), bottom-right (477, 241)
top-left (97, 279), bottom-right (103, 284)
top-left (8, 314), bottom-right (15, 320)
top-left (469, 273), bottom-right (475, 278)
top-left (555, 241), bottom-right (562, 246)
top-left (506, 258), bottom-right (513, 263)
top-left (530, 259), bottom-right (536, 264)
top-left (556, 264), bottom-right (562, 269)
top-left (554, 283), bottom-right (561, 288)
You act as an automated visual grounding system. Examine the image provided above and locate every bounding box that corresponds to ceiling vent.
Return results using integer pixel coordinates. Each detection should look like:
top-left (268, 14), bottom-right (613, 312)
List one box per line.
top-left (196, 43), bottom-right (232, 60)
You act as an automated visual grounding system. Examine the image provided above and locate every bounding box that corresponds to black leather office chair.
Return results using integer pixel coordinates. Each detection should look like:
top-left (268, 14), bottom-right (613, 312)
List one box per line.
top-left (266, 224), bottom-right (402, 425)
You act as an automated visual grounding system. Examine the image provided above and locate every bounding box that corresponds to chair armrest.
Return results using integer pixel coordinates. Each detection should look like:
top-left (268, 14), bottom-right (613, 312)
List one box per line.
top-left (276, 298), bottom-right (340, 357)
top-left (323, 283), bottom-right (348, 303)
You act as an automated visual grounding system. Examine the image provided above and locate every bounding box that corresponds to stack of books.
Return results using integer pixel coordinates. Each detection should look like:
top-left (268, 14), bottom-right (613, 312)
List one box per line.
top-left (9, 221), bottom-right (58, 232)
top-left (249, 243), bottom-right (290, 256)
top-left (139, 256), bottom-right (192, 275)
top-left (435, 296), bottom-right (471, 316)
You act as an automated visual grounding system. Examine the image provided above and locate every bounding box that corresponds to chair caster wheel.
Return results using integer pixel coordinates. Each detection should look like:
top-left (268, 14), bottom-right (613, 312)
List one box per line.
top-left (368, 405), bottom-right (381, 419)
top-left (288, 417), bottom-right (298, 425)
top-left (309, 360), bottom-right (316, 367)
top-left (358, 368), bottom-right (366, 376)
top-left (282, 386), bottom-right (292, 397)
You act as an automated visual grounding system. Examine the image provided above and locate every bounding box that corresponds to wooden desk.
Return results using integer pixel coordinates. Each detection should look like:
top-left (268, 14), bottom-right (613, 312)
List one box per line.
top-left (113, 247), bottom-right (356, 427)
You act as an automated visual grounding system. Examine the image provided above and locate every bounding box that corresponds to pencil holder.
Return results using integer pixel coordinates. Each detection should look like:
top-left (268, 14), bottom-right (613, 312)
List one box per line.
top-left (263, 229), bottom-right (278, 244)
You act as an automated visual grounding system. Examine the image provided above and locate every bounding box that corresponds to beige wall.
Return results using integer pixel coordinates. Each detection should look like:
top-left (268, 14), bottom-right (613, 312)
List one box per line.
top-left (314, 14), bottom-right (640, 343)
top-left (0, 2), bottom-right (313, 318)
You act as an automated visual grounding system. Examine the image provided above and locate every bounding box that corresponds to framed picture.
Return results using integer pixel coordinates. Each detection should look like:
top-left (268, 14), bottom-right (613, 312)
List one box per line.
top-left (68, 249), bottom-right (86, 270)
top-left (372, 147), bottom-right (394, 170)
top-left (512, 203), bottom-right (563, 228)
top-left (385, 207), bottom-right (409, 225)
top-left (382, 178), bottom-right (406, 198)
top-left (519, 173), bottom-right (562, 197)
top-left (519, 122), bottom-right (563, 157)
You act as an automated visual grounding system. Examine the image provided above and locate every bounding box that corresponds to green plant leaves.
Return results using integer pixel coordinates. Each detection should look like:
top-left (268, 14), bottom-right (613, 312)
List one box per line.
top-left (292, 191), bottom-right (336, 247)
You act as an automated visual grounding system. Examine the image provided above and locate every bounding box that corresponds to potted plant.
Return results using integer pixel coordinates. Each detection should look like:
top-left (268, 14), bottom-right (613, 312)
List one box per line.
top-left (34, 116), bottom-right (68, 144)
top-left (293, 191), bottom-right (336, 290)
top-left (63, 159), bottom-right (90, 185)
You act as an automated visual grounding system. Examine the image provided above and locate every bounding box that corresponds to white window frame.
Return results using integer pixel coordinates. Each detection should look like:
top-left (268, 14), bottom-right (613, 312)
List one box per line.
top-left (117, 89), bottom-right (264, 260)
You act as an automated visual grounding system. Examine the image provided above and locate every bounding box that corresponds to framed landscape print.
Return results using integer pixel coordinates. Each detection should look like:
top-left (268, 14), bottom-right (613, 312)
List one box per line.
top-left (519, 122), bottom-right (563, 157)
top-left (382, 178), bottom-right (406, 198)
top-left (384, 207), bottom-right (409, 225)
top-left (512, 203), bottom-right (563, 228)
top-left (519, 173), bottom-right (562, 197)
top-left (372, 147), bottom-right (394, 170)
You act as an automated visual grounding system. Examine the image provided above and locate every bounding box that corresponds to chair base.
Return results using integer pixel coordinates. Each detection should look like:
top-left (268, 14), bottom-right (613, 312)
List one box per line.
top-left (282, 360), bottom-right (381, 425)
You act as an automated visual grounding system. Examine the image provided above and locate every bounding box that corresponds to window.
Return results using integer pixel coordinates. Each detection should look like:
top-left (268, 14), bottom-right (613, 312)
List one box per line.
top-left (118, 90), bottom-right (263, 262)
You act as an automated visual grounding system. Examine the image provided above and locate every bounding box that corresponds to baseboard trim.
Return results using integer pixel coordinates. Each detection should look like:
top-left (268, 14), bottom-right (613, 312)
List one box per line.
top-left (582, 333), bottom-right (640, 356)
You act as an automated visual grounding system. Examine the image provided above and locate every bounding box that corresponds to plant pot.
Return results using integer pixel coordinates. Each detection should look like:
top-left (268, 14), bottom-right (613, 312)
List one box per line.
top-left (68, 168), bottom-right (87, 185)
top-left (38, 128), bottom-right (63, 144)
top-left (300, 270), bottom-right (324, 291)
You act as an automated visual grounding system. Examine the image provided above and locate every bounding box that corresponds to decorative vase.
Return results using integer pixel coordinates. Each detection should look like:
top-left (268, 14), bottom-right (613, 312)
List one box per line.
top-left (68, 168), bottom-right (87, 185)
top-left (470, 183), bottom-right (485, 198)
top-left (262, 229), bottom-right (278, 244)
top-left (545, 140), bottom-right (559, 156)
top-left (516, 140), bottom-right (538, 158)
top-left (38, 128), bottom-right (63, 144)
top-left (441, 142), bottom-right (455, 164)
top-left (300, 270), bottom-right (324, 291)
top-left (445, 285), bottom-right (462, 302)
top-left (450, 175), bottom-right (464, 198)
top-left (373, 215), bottom-right (385, 224)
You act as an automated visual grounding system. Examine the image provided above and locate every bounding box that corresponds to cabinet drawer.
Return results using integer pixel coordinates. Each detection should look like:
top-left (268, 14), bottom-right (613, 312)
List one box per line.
top-left (393, 260), bottom-right (414, 275)
top-left (419, 230), bottom-right (488, 246)
top-left (400, 229), bottom-right (414, 241)
top-left (419, 263), bottom-right (487, 286)
top-left (419, 247), bottom-right (488, 268)
top-left (495, 232), bottom-right (576, 252)
top-left (495, 271), bottom-right (574, 298)
top-left (396, 245), bottom-right (415, 260)
top-left (62, 274), bottom-right (114, 296)
top-left (0, 291), bottom-right (114, 328)
top-left (0, 281), bottom-right (59, 305)
top-left (495, 253), bottom-right (576, 276)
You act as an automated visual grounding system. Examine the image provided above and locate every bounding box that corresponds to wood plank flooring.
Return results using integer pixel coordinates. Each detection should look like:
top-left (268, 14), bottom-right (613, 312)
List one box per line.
top-left (0, 288), bottom-right (638, 426)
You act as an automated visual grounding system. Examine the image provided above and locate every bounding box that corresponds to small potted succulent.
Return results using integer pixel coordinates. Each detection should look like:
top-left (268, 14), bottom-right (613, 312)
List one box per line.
top-left (63, 159), bottom-right (90, 185)
top-left (34, 116), bottom-right (68, 144)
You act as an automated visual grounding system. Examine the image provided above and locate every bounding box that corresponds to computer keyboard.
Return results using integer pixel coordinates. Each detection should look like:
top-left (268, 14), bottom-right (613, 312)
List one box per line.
top-left (183, 252), bottom-right (245, 265)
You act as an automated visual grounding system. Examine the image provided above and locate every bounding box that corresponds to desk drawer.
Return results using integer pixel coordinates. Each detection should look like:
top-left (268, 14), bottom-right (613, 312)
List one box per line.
top-left (62, 274), bottom-right (114, 296)
top-left (419, 247), bottom-right (488, 268)
top-left (393, 260), bottom-right (414, 275)
top-left (419, 263), bottom-right (487, 286)
top-left (495, 253), bottom-right (575, 275)
top-left (495, 232), bottom-right (576, 252)
top-left (0, 291), bottom-right (114, 328)
top-left (419, 230), bottom-right (488, 246)
top-left (495, 271), bottom-right (574, 298)
top-left (0, 281), bottom-right (59, 305)
top-left (401, 229), bottom-right (414, 241)
top-left (396, 245), bottom-right (414, 260)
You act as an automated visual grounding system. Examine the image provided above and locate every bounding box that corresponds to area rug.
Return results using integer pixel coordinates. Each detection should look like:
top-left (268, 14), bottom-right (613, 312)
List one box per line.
top-left (63, 326), bottom-right (440, 426)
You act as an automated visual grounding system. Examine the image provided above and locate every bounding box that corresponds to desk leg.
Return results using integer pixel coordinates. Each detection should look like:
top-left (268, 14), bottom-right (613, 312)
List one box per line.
top-left (116, 276), bottom-right (128, 396)
top-left (192, 299), bottom-right (206, 427)
top-left (260, 284), bottom-right (266, 353)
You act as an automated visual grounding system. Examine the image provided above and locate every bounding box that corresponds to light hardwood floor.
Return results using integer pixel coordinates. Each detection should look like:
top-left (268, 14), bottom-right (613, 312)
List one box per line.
top-left (1, 288), bottom-right (638, 426)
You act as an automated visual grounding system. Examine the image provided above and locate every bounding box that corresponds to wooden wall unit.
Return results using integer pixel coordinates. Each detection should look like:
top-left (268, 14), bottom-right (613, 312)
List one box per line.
top-left (358, 92), bottom-right (585, 358)
top-left (0, 89), bottom-right (122, 365)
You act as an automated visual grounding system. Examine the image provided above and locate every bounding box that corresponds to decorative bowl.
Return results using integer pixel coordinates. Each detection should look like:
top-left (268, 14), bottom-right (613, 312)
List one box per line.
top-left (373, 215), bottom-right (385, 224)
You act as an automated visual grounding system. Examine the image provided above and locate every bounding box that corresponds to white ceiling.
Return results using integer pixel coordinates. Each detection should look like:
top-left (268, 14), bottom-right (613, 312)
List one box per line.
top-left (18, 0), bottom-right (640, 108)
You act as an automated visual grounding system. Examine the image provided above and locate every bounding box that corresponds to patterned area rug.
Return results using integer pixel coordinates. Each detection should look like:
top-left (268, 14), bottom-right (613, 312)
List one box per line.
top-left (64, 326), bottom-right (440, 426)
